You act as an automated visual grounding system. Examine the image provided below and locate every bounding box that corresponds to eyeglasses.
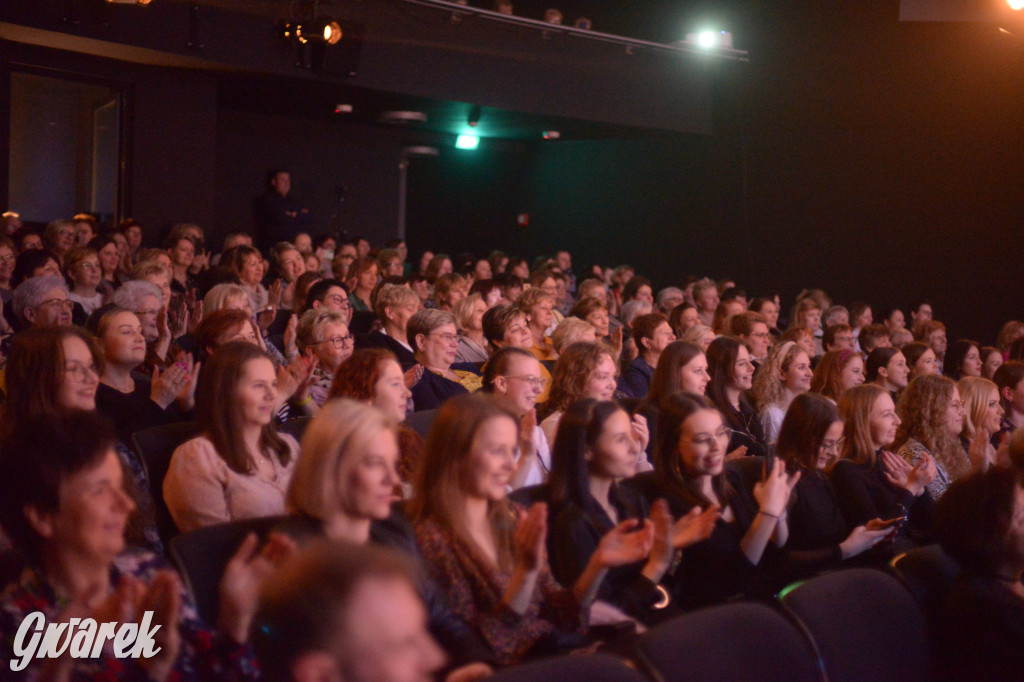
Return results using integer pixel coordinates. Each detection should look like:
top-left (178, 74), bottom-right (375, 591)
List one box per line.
top-left (749, 332), bottom-right (770, 339)
top-left (503, 375), bottom-right (548, 390)
top-left (64, 362), bottom-right (98, 382)
top-left (820, 437), bottom-right (845, 453)
top-left (135, 309), bottom-right (160, 319)
top-left (429, 332), bottom-right (461, 343)
top-left (315, 333), bottom-right (355, 349)
top-left (325, 294), bottom-right (353, 308)
top-left (38, 298), bottom-right (74, 311)
top-left (690, 427), bottom-right (735, 448)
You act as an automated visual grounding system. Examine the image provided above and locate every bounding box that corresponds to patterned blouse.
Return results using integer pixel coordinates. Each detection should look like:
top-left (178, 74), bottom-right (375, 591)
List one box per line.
top-left (897, 438), bottom-right (956, 501)
top-left (414, 517), bottom-right (586, 666)
top-left (0, 549), bottom-right (257, 681)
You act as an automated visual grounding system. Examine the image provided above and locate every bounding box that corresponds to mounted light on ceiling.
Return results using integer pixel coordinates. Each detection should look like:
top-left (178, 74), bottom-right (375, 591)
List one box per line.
top-left (467, 105), bottom-right (482, 128)
top-left (684, 30), bottom-right (734, 49)
top-left (279, 19), bottom-right (343, 45)
top-left (105, 0), bottom-right (153, 5)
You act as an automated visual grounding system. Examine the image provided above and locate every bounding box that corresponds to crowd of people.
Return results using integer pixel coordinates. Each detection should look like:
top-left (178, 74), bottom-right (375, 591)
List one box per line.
top-left (1, 211), bottom-right (1023, 680)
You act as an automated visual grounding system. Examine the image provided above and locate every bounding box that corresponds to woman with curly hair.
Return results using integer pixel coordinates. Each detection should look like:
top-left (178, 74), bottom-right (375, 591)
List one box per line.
top-left (539, 341), bottom-right (622, 448)
top-left (893, 374), bottom-right (970, 501)
top-left (752, 340), bottom-right (814, 448)
top-left (810, 348), bottom-right (865, 403)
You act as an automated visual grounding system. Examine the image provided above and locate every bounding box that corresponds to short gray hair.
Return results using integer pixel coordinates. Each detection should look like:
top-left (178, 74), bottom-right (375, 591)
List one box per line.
top-left (204, 283), bottom-right (250, 314)
top-left (407, 308), bottom-right (456, 348)
top-left (657, 287), bottom-right (684, 307)
top-left (110, 280), bottom-right (162, 312)
top-left (297, 308), bottom-right (346, 352)
top-left (11, 276), bottom-right (69, 323)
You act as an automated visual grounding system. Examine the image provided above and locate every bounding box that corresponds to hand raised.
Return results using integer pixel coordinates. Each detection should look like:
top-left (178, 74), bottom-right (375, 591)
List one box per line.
top-left (671, 504), bottom-right (721, 549)
top-left (513, 503), bottom-right (548, 572)
top-left (596, 518), bottom-right (654, 568)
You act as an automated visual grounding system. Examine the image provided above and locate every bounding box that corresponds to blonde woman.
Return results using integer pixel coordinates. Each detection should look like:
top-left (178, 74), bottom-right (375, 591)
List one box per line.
top-left (452, 293), bottom-right (489, 363)
top-left (679, 323), bottom-right (715, 352)
top-left (957, 376), bottom-right (1006, 470)
top-left (283, 399), bottom-right (494, 677)
top-left (751, 340), bottom-right (814, 448)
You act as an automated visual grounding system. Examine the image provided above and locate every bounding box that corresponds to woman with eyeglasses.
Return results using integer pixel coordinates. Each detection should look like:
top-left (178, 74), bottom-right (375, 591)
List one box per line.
top-left (407, 308), bottom-right (482, 411)
top-left (164, 341), bottom-right (300, 532)
top-left (2, 325), bottom-right (164, 553)
top-left (775, 393), bottom-right (891, 580)
top-left (64, 246), bottom-right (104, 317)
top-left (830, 384), bottom-right (937, 552)
top-left (11, 274), bottom-right (74, 329)
top-left (296, 307), bottom-right (354, 408)
top-left (627, 393), bottom-right (799, 609)
top-left (893, 374), bottom-right (972, 502)
top-left (705, 335), bottom-right (767, 459)
top-left (482, 347), bottom-right (552, 489)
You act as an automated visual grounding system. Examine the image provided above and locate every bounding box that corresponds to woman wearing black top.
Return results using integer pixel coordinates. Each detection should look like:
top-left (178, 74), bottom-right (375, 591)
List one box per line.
top-left (546, 399), bottom-right (718, 625)
top-left (775, 393), bottom-right (890, 581)
top-left (706, 336), bottom-right (767, 459)
top-left (934, 467), bottom-right (1024, 682)
top-left (628, 393), bottom-right (799, 609)
top-left (829, 384), bottom-right (937, 552)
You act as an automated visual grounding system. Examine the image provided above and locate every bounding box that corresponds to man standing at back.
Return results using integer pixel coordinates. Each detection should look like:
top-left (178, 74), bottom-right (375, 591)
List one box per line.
top-left (253, 169), bottom-right (314, 249)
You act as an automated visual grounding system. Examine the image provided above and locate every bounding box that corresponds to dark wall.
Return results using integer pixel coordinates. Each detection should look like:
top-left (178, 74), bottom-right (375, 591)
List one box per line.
top-left (214, 107), bottom-right (410, 247)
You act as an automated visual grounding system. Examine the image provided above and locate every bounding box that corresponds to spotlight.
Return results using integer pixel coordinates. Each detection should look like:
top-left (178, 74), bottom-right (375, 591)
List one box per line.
top-left (467, 105), bottom-right (482, 128)
top-left (542, 130), bottom-right (561, 140)
top-left (279, 19), bottom-right (343, 45)
top-left (684, 30), bottom-right (734, 49)
top-left (1011, 0), bottom-right (1024, 10)
top-left (105, 0), bottom-right (152, 5)
top-left (456, 134), bottom-right (480, 150)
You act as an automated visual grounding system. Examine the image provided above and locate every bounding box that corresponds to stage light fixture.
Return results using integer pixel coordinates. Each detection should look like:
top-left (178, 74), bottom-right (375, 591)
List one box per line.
top-left (1011, 0), bottom-right (1024, 10)
top-left (467, 105), bottom-right (482, 128)
top-left (456, 134), bottom-right (480, 150)
top-left (105, 0), bottom-right (152, 5)
top-left (279, 19), bottom-right (343, 45)
top-left (684, 30), bottom-right (735, 50)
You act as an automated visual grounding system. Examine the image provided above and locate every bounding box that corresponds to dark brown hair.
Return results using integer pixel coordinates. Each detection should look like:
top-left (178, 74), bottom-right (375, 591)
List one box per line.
top-left (197, 341), bottom-right (292, 475)
top-left (777, 392), bottom-right (841, 471)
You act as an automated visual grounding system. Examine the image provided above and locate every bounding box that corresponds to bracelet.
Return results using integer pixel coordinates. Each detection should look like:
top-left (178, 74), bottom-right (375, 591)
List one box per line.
top-left (757, 510), bottom-right (781, 519)
top-left (295, 395), bottom-right (313, 407)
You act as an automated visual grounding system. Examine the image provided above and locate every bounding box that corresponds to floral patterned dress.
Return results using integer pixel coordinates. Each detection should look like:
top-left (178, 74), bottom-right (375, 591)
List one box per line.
top-left (0, 549), bottom-right (258, 681)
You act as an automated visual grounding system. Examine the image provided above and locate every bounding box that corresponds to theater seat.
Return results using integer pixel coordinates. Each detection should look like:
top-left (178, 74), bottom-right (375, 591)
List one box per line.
top-left (132, 421), bottom-right (202, 545)
top-left (488, 653), bottom-right (647, 682)
top-left (635, 602), bottom-right (822, 682)
top-left (169, 515), bottom-right (286, 626)
top-left (890, 544), bottom-right (960, 633)
top-left (780, 568), bottom-right (929, 682)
